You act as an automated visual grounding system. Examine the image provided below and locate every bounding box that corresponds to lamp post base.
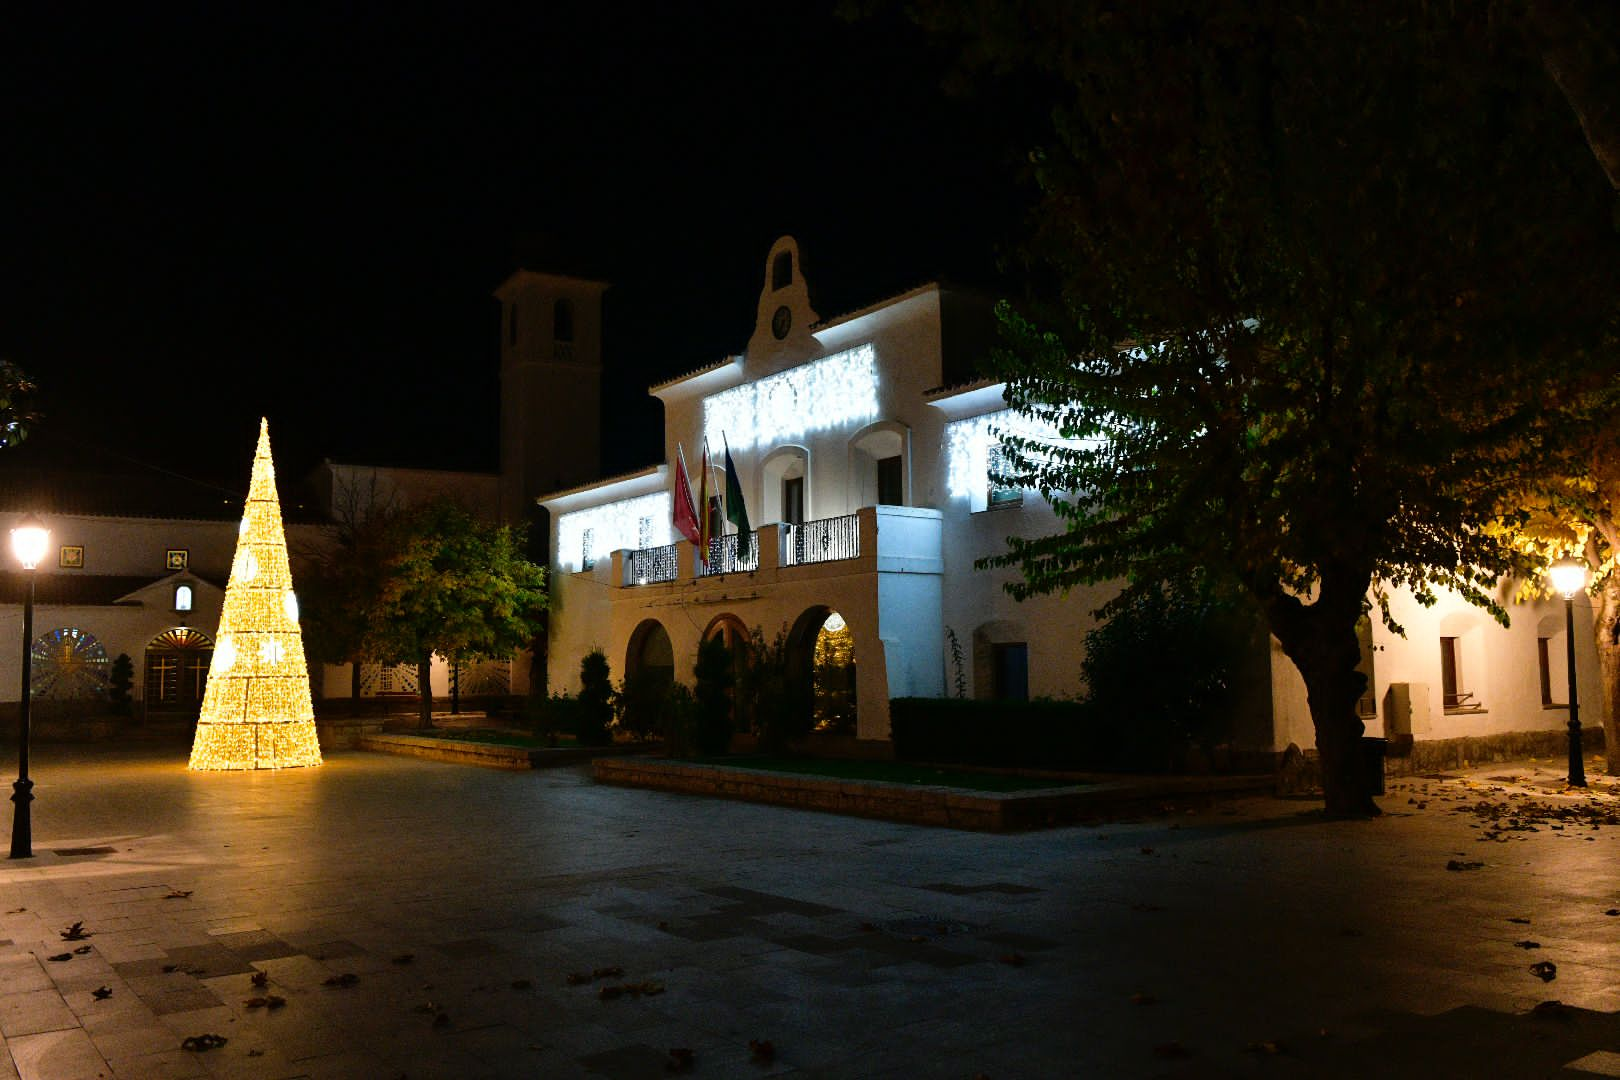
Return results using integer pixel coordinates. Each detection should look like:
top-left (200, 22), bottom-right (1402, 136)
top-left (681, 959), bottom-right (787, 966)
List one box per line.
top-left (9, 777), bottom-right (32, 859)
top-left (1569, 719), bottom-right (1588, 788)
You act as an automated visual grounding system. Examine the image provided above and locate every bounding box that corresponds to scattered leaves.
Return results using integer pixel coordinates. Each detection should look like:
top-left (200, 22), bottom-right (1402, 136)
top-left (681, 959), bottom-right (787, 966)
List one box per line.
top-left (1531, 961), bottom-right (1558, 982)
top-left (181, 1034), bottom-right (228, 1052)
top-left (91, 986), bottom-right (112, 1000)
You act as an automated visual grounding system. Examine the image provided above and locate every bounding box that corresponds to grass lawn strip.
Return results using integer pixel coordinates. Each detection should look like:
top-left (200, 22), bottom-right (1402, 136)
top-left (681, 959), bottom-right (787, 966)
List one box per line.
top-left (691, 755), bottom-right (1083, 793)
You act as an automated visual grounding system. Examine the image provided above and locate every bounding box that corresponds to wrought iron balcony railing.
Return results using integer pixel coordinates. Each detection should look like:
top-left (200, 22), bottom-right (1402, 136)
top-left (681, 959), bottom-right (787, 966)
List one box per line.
top-left (698, 533), bottom-right (759, 577)
top-left (626, 542), bottom-right (678, 585)
top-left (781, 513), bottom-right (861, 567)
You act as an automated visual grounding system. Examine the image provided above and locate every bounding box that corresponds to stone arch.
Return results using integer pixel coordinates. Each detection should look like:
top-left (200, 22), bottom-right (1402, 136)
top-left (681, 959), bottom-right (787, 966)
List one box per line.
top-left (625, 619), bottom-right (675, 684)
top-left (849, 420), bottom-right (910, 508)
top-left (144, 626), bottom-right (215, 714)
top-left (785, 606), bottom-right (857, 735)
top-left (760, 444), bottom-right (810, 526)
top-left (703, 614), bottom-right (750, 656)
top-left (972, 619), bottom-right (1027, 701)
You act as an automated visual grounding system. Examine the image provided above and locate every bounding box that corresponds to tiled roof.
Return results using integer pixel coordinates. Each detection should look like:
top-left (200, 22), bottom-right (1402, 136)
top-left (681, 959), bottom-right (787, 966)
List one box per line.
top-left (0, 572), bottom-right (166, 606)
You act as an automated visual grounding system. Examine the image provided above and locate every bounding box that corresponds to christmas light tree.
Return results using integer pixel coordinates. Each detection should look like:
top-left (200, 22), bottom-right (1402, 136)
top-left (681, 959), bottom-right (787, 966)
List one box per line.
top-left (189, 418), bottom-right (322, 770)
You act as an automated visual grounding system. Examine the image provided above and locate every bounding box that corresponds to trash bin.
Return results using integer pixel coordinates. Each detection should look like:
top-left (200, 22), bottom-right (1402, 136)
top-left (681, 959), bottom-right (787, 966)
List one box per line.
top-left (1362, 736), bottom-right (1388, 796)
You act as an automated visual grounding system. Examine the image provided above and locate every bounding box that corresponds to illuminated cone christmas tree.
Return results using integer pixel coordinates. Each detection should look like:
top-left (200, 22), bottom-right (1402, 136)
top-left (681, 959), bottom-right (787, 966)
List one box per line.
top-left (189, 418), bottom-right (322, 770)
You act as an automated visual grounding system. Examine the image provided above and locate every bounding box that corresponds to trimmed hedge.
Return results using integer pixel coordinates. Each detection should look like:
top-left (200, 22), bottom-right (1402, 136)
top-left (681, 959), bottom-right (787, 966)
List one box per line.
top-left (890, 697), bottom-right (1112, 770)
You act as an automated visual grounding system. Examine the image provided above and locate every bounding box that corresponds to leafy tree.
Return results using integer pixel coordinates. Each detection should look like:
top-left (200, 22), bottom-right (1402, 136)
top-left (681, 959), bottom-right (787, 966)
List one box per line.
top-left (922, 2), bottom-right (1620, 814)
top-left (735, 625), bottom-right (799, 752)
top-left (370, 499), bottom-right (547, 729)
top-left (576, 649), bottom-right (614, 746)
top-left (691, 635), bottom-right (734, 755)
top-left (297, 474), bottom-right (400, 715)
top-left (0, 361), bottom-right (38, 449)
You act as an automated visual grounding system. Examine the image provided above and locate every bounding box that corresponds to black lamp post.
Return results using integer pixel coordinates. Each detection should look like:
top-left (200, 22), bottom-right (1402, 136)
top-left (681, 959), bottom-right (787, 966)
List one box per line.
top-left (10, 514), bottom-right (48, 859)
top-left (1549, 556), bottom-right (1590, 789)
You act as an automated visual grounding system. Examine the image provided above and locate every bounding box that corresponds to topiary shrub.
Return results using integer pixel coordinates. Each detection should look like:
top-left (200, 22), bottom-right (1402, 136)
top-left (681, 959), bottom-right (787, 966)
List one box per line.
top-left (108, 653), bottom-right (134, 717)
top-left (736, 626), bottom-right (802, 753)
top-left (576, 649), bottom-right (614, 746)
top-left (691, 635), bottom-right (734, 756)
top-left (661, 682), bottom-right (699, 758)
top-left (617, 668), bottom-right (671, 739)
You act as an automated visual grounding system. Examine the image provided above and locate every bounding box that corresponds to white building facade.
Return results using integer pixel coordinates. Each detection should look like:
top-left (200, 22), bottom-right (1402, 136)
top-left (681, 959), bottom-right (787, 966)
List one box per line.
top-left (543, 236), bottom-right (1606, 761)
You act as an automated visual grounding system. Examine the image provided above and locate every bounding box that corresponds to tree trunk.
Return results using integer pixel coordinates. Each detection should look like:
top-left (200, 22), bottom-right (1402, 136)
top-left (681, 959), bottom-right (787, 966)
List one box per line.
top-left (417, 651), bottom-right (433, 730)
top-left (1526, 2), bottom-right (1620, 194)
top-left (1595, 575), bottom-right (1620, 775)
top-left (1266, 584), bottom-right (1380, 817)
top-left (348, 662), bottom-right (362, 718)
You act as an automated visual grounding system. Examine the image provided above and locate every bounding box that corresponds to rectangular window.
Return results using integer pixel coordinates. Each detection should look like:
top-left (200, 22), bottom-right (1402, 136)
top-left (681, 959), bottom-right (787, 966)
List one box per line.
top-left (876, 455), bottom-right (903, 506)
top-left (782, 476), bottom-right (805, 527)
top-left (987, 446), bottom-right (1022, 507)
top-left (581, 527), bottom-right (595, 571)
top-left (1538, 637), bottom-right (1555, 706)
top-left (1440, 637), bottom-right (1462, 709)
top-left (992, 643), bottom-right (1030, 701)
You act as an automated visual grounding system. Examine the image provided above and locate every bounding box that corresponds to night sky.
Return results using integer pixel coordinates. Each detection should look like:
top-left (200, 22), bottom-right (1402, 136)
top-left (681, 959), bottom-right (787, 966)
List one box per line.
top-left (1, 5), bottom-right (1035, 494)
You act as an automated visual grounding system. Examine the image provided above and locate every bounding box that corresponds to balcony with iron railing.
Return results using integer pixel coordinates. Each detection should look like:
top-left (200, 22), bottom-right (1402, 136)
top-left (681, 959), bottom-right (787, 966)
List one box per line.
top-left (611, 505), bottom-right (939, 589)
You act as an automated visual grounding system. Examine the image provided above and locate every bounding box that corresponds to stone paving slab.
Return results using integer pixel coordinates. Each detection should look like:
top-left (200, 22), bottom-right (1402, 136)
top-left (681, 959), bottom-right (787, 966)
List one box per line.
top-left (6, 745), bottom-right (1620, 1076)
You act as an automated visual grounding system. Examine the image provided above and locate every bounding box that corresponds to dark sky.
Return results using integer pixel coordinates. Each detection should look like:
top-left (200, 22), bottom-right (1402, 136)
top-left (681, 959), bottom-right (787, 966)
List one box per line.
top-left (1, 5), bottom-right (1035, 494)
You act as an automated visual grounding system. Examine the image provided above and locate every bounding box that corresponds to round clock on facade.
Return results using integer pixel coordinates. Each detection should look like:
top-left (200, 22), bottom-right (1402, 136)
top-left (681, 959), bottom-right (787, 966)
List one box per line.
top-left (771, 305), bottom-right (792, 340)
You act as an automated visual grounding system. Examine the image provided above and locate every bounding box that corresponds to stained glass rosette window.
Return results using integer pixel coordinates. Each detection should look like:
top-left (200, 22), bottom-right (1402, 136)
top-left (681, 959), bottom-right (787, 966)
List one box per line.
top-left (188, 418), bottom-right (322, 770)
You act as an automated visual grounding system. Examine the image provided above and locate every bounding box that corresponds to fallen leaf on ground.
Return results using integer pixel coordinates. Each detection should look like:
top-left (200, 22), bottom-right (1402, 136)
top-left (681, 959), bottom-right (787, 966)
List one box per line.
top-left (242, 995), bottom-right (285, 1009)
top-left (164, 890), bottom-right (193, 899)
top-left (1531, 961), bottom-right (1558, 982)
top-left (1606, 909), bottom-right (1620, 917)
top-left (322, 973), bottom-right (359, 988)
top-left (161, 964), bottom-right (180, 974)
top-left (46, 953), bottom-right (71, 962)
top-left (1140, 847), bottom-right (1155, 855)
top-left (250, 971), bottom-right (268, 987)
top-left (181, 1034), bottom-right (227, 1052)
top-left (749, 1039), bottom-right (776, 1063)
top-left (1245, 1040), bottom-right (1285, 1055)
top-left (1514, 940), bottom-right (1542, 949)
top-left (91, 987), bottom-right (112, 1000)
top-left (5, 907), bottom-right (24, 914)
top-left (1446, 860), bottom-right (1484, 871)
top-left (433, 1012), bottom-right (451, 1028)
top-left (1508, 917), bottom-right (1531, 924)
top-left (60, 921), bottom-right (90, 941)
top-left (391, 954), bottom-right (414, 965)
top-left (593, 966), bottom-right (624, 979)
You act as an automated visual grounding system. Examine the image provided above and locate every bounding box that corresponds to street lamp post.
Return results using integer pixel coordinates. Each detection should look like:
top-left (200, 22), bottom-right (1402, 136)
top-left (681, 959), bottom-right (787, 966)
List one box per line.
top-left (9, 515), bottom-right (48, 859)
top-left (1549, 556), bottom-right (1590, 789)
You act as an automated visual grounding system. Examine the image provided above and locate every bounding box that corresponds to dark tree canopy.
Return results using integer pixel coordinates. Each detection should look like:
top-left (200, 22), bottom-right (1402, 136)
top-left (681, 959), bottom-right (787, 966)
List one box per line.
top-left (922, 1), bottom-right (1620, 813)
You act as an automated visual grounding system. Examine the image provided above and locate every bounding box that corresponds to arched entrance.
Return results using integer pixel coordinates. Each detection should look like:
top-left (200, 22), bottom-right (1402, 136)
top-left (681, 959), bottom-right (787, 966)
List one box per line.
top-left (786, 607), bottom-right (856, 736)
top-left (144, 627), bottom-right (214, 716)
top-left (622, 619), bottom-right (675, 736)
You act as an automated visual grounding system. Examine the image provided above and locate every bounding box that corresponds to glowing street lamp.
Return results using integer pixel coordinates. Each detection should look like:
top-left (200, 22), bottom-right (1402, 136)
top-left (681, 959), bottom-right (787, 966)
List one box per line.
top-left (10, 514), bottom-right (48, 859)
top-left (1549, 556), bottom-right (1590, 788)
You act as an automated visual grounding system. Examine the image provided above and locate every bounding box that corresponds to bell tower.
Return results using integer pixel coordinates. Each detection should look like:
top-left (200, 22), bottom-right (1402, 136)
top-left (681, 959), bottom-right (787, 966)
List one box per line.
top-left (495, 269), bottom-right (609, 524)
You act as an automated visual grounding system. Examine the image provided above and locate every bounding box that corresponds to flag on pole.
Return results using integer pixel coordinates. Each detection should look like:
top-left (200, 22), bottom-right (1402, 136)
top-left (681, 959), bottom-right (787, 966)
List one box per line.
top-left (723, 436), bottom-right (751, 539)
top-left (696, 439), bottom-right (713, 566)
top-left (673, 443), bottom-right (701, 546)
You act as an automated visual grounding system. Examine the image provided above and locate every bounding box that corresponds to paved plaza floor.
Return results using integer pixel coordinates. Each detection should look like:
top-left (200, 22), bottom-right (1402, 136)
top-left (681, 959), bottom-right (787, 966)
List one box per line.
top-left (3, 745), bottom-right (1620, 1078)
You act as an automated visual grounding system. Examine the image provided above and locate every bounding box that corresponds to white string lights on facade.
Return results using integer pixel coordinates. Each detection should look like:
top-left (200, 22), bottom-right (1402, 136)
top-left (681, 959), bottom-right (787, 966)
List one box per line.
top-left (703, 343), bottom-right (879, 451)
top-left (945, 409), bottom-right (1079, 504)
top-left (557, 492), bottom-right (672, 571)
top-left (188, 418), bottom-right (322, 771)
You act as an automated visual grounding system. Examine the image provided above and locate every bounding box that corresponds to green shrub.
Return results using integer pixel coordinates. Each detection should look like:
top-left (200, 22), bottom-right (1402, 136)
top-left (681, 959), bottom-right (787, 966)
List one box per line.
top-left (691, 636), bottom-right (734, 755)
top-left (735, 626), bottom-right (804, 753)
top-left (617, 668), bottom-right (671, 739)
top-left (1081, 579), bottom-right (1261, 768)
top-left (108, 654), bottom-right (134, 717)
top-left (661, 683), bottom-right (699, 757)
top-left (576, 649), bottom-right (614, 746)
top-left (890, 697), bottom-right (1102, 768)
top-left (532, 693), bottom-right (582, 745)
